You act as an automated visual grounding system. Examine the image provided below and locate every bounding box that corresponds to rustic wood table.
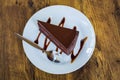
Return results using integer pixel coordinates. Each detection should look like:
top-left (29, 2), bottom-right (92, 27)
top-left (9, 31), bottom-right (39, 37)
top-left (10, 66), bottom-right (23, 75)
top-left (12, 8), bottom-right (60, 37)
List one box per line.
top-left (0, 0), bottom-right (120, 80)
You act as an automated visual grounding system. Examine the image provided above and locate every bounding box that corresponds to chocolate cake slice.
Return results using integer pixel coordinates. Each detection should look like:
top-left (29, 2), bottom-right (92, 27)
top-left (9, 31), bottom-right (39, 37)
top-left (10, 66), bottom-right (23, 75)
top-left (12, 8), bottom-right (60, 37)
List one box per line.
top-left (38, 20), bottom-right (79, 55)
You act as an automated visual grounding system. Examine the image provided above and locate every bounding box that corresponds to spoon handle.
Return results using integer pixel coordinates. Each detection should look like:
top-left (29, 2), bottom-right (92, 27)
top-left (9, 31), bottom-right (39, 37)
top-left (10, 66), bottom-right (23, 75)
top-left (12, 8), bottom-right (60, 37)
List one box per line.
top-left (15, 33), bottom-right (46, 52)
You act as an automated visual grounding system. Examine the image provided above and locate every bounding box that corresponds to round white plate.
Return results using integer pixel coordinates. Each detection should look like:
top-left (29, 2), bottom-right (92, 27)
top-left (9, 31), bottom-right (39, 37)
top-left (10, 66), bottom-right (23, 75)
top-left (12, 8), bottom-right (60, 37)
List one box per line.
top-left (22, 5), bottom-right (96, 74)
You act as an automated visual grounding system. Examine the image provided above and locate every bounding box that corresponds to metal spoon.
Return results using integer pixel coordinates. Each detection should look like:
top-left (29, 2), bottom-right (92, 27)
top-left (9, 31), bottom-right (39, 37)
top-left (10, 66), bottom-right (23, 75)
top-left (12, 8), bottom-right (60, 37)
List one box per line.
top-left (15, 33), bottom-right (61, 63)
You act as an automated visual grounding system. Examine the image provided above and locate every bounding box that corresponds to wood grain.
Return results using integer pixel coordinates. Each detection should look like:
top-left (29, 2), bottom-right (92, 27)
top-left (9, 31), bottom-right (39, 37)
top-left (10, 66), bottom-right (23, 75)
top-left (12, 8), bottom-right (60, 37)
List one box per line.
top-left (0, 0), bottom-right (120, 80)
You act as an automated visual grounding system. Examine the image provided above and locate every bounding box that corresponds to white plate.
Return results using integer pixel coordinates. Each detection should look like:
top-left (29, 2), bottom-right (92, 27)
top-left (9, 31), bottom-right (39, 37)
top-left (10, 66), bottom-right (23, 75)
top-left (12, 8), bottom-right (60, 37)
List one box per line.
top-left (22, 5), bottom-right (96, 74)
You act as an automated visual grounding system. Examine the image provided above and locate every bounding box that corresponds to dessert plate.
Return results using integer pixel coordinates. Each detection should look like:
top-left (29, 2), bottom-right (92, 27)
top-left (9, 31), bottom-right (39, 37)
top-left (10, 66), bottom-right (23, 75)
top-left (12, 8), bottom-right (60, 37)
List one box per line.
top-left (22, 5), bottom-right (96, 74)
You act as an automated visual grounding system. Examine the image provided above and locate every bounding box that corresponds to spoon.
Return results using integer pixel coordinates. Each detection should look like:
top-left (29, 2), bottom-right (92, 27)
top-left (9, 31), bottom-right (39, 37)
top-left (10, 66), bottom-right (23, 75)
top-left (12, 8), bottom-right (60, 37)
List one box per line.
top-left (15, 33), bottom-right (61, 63)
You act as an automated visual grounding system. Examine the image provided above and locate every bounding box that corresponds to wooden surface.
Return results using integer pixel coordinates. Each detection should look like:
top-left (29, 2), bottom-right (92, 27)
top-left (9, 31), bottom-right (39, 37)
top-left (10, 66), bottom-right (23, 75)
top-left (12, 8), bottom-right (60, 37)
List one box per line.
top-left (0, 0), bottom-right (120, 80)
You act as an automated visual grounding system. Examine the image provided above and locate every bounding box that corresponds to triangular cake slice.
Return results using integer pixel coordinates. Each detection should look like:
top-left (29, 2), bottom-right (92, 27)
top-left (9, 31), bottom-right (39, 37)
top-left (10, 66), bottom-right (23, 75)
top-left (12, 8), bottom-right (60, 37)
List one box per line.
top-left (38, 20), bottom-right (79, 55)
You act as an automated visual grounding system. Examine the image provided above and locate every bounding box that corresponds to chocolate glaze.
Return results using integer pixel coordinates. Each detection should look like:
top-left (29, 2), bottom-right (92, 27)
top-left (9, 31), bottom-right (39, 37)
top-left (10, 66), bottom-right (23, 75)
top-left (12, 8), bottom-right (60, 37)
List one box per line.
top-left (55, 25), bottom-right (77, 54)
top-left (71, 37), bottom-right (88, 63)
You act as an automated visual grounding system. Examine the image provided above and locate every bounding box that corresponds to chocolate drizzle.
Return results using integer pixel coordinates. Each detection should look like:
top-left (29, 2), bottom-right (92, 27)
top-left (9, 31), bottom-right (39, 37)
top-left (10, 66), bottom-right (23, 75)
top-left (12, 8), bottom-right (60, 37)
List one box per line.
top-left (71, 37), bottom-right (88, 63)
top-left (43, 37), bottom-right (51, 51)
top-left (60, 50), bottom-right (62, 54)
top-left (46, 17), bottom-right (51, 23)
top-left (34, 32), bottom-right (41, 44)
top-left (58, 17), bottom-right (65, 27)
top-left (56, 47), bottom-right (58, 52)
top-left (73, 26), bottom-right (77, 31)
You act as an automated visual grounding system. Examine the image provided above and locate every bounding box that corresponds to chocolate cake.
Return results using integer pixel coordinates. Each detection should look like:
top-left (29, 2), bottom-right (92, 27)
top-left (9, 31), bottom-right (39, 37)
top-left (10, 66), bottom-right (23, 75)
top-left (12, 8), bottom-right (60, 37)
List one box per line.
top-left (38, 20), bottom-right (79, 55)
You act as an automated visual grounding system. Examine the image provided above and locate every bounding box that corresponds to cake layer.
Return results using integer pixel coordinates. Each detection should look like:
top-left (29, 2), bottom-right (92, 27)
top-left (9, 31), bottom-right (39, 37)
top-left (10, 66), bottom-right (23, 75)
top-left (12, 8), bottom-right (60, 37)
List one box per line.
top-left (38, 20), bottom-right (79, 55)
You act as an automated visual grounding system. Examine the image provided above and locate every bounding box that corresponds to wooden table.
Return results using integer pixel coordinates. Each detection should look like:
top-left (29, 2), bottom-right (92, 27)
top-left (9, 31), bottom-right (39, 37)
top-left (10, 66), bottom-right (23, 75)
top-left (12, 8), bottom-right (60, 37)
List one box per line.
top-left (0, 0), bottom-right (120, 80)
